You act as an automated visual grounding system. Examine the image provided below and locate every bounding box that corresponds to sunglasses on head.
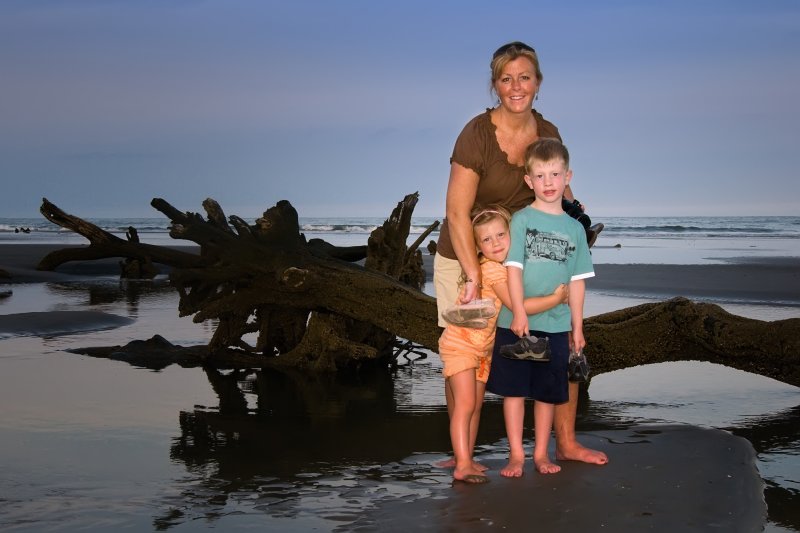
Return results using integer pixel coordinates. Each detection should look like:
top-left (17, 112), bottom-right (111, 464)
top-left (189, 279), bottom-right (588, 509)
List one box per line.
top-left (492, 41), bottom-right (536, 60)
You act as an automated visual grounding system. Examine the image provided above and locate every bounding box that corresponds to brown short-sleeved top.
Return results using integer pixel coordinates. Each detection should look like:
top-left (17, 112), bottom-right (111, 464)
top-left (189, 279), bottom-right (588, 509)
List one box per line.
top-left (437, 108), bottom-right (561, 260)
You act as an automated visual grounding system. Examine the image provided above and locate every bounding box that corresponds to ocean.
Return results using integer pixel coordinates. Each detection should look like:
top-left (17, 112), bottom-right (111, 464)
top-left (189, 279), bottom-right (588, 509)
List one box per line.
top-left (1, 215), bottom-right (799, 531)
top-left (2, 214), bottom-right (799, 262)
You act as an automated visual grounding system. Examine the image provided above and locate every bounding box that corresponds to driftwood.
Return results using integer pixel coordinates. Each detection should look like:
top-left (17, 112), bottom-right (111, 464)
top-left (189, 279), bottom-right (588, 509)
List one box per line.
top-left (43, 194), bottom-right (439, 372)
top-left (39, 198), bottom-right (205, 277)
top-left (584, 297), bottom-right (800, 386)
top-left (39, 197), bottom-right (800, 386)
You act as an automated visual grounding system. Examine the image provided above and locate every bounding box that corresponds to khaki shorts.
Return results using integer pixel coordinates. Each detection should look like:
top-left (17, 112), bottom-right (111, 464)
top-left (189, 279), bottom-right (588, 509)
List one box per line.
top-left (433, 253), bottom-right (462, 327)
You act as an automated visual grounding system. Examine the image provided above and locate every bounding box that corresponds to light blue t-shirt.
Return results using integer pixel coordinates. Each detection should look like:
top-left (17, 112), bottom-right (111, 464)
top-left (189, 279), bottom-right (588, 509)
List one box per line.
top-left (497, 206), bottom-right (595, 333)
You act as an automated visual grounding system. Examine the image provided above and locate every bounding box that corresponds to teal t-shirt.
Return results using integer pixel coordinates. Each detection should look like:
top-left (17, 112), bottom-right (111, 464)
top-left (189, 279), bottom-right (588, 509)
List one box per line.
top-left (497, 206), bottom-right (595, 333)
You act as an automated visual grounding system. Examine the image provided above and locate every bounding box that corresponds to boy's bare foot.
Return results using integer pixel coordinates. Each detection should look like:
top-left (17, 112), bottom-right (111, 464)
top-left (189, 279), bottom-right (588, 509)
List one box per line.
top-left (534, 457), bottom-right (561, 474)
top-left (473, 460), bottom-right (488, 472)
top-left (500, 455), bottom-right (525, 478)
top-left (454, 466), bottom-right (490, 484)
top-left (556, 443), bottom-right (608, 465)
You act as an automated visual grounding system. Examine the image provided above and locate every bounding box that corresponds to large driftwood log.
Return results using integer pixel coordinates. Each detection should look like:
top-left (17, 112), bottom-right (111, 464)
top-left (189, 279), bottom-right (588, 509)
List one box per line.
top-left (39, 197), bottom-right (800, 385)
top-left (73, 297), bottom-right (800, 387)
top-left (42, 195), bottom-right (438, 372)
top-left (584, 297), bottom-right (800, 386)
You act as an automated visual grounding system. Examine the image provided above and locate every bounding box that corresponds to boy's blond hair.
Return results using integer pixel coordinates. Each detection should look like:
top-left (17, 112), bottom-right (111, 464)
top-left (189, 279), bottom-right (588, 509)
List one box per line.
top-left (524, 137), bottom-right (570, 174)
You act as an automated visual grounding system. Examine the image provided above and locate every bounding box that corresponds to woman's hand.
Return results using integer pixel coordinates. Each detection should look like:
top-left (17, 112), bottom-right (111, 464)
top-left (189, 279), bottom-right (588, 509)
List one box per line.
top-left (459, 279), bottom-right (481, 304)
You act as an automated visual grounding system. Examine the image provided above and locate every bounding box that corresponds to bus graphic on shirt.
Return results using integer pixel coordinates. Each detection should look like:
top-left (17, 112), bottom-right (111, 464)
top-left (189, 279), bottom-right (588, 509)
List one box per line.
top-left (524, 228), bottom-right (575, 263)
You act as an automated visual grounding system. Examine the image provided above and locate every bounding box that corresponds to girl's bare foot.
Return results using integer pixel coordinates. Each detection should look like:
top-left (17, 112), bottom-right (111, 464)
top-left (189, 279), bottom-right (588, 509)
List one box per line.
top-left (500, 454), bottom-right (525, 478)
top-left (436, 457), bottom-right (489, 471)
top-left (556, 443), bottom-right (608, 465)
top-left (435, 457), bottom-right (456, 468)
top-left (454, 466), bottom-right (490, 484)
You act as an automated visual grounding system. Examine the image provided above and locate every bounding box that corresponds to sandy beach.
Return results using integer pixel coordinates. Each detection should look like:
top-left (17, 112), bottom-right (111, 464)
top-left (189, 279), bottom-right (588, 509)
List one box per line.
top-left (1, 242), bottom-right (798, 531)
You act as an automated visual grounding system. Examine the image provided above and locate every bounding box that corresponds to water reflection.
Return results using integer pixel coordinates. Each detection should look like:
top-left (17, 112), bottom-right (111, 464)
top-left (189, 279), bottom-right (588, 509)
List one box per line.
top-left (156, 365), bottom-right (799, 531)
top-left (728, 406), bottom-right (800, 532)
top-left (161, 366), bottom-right (462, 529)
top-left (46, 278), bottom-right (175, 315)
top-left (3, 280), bottom-right (796, 531)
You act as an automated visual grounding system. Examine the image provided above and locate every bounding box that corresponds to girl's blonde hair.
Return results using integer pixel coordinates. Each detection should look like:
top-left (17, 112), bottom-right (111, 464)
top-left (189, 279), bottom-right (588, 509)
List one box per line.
top-left (470, 204), bottom-right (511, 241)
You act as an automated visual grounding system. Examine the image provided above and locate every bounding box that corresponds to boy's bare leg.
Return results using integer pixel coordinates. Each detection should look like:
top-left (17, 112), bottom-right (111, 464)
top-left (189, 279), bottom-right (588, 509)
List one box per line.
top-left (500, 396), bottom-right (526, 477)
top-left (533, 401), bottom-right (560, 474)
top-left (554, 382), bottom-right (608, 464)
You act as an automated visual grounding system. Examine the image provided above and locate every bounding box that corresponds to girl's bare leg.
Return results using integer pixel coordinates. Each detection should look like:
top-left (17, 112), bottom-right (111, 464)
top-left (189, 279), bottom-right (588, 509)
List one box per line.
top-left (435, 380), bottom-right (457, 468)
top-left (449, 370), bottom-right (487, 482)
top-left (469, 381), bottom-right (488, 471)
top-left (438, 373), bottom-right (487, 472)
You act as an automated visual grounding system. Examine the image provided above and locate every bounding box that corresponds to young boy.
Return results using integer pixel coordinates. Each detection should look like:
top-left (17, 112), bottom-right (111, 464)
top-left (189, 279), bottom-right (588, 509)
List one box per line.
top-left (485, 138), bottom-right (595, 477)
top-left (438, 205), bottom-right (569, 484)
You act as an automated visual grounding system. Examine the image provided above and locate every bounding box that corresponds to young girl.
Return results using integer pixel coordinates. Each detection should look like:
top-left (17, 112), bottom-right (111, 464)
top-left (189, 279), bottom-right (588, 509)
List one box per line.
top-left (438, 205), bottom-right (568, 484)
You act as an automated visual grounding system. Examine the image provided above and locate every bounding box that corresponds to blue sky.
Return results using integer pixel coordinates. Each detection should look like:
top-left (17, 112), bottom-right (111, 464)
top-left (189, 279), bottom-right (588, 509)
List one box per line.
top-left (1, 0), bottom-right (798, 219)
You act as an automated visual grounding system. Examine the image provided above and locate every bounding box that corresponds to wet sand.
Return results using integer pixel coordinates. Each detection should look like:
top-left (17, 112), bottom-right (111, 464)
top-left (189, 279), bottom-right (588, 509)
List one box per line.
top-left (363, 426), bottom-right (765, 532)
top-left (4, 243), bottom-right (800, 304)
top-left (0, 243), bottom-right (794, 531)
top-left (422, 254), bottom-right (800, 304)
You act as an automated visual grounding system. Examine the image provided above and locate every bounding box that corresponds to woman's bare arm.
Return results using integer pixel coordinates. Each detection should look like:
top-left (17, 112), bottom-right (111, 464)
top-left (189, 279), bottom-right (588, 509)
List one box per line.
top-left (446, 162), bottom-right (481, 302)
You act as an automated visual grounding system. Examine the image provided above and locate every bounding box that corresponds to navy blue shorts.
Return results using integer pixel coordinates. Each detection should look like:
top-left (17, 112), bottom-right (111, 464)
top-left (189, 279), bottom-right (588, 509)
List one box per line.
top-left (485, 327), bottom-right (569, 404)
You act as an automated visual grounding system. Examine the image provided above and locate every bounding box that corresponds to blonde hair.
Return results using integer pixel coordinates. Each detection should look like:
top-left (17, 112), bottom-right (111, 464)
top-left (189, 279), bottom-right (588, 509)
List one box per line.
top-left (524, 137), bottom-right (570, 175)
top-left (470, 204), bottom-right (511, 238)
top-left (463, 204), bottom-right (511, 269)
top-left (490, 41), bottom-right (543, 98)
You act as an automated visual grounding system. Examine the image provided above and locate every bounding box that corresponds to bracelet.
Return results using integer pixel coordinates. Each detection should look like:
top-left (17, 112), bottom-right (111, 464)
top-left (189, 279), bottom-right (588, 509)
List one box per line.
top-left (464, 278), bottom-right (483, 289)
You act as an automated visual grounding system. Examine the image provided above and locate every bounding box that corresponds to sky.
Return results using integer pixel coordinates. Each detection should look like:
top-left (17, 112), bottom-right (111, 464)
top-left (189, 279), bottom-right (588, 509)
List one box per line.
top-left (1, 0), bottom-right (799, 219)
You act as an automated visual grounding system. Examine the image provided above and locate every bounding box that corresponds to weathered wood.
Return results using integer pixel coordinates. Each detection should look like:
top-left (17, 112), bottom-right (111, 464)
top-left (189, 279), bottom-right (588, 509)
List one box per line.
top-left (157, 193), bottom-right (436, 369)
top-left (584, 297), bottom-right (800, 386)
top-left (69, 296), bottom-right (800, 387)
top-left (38, 198), bottom-right (205, 274)
top-left (40, 197), bottom-right (800, 385)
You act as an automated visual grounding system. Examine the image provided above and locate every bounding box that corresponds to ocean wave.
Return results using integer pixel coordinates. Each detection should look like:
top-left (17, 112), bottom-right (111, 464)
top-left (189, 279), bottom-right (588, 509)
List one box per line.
top-left (2, 216), bottom-right (798, 240)
top-left (607, 225), bottom-right (782, 235)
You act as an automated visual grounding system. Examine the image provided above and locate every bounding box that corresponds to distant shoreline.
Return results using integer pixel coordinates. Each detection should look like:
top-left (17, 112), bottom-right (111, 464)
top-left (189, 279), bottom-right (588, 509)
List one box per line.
top-left (2, 243), bottom-right (799, 306)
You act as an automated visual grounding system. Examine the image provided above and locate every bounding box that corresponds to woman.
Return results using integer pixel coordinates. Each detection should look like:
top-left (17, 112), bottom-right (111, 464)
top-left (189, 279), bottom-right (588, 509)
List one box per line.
top-left (434, 41), bottom-right (608, 472)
